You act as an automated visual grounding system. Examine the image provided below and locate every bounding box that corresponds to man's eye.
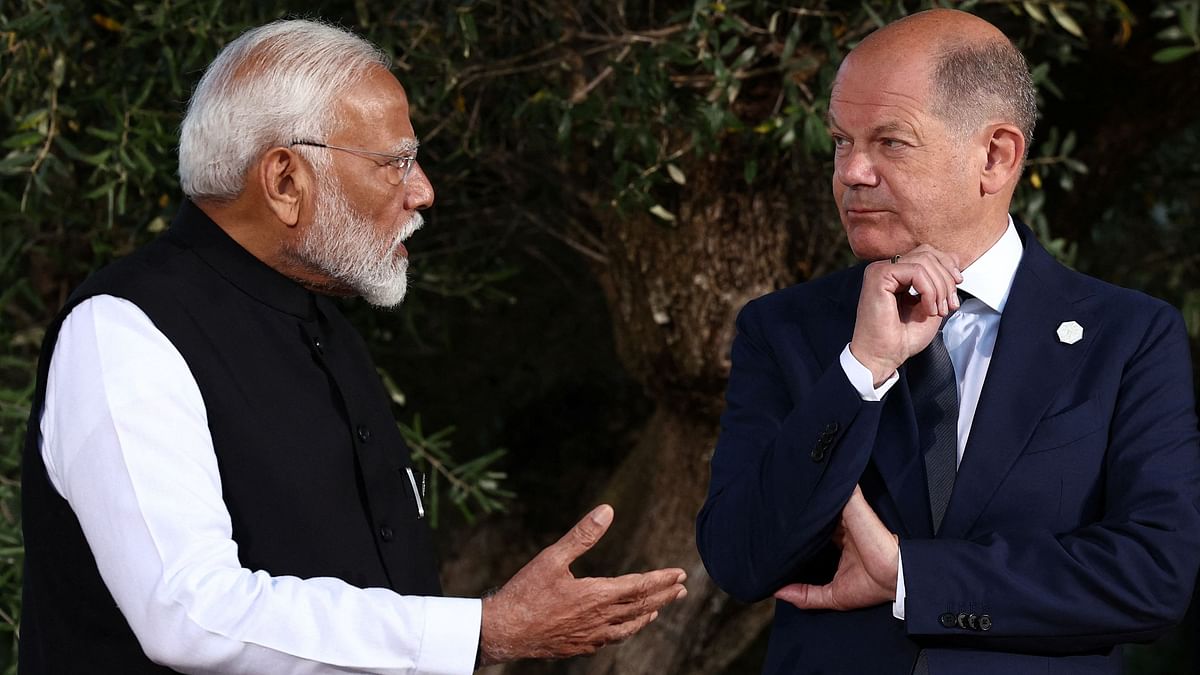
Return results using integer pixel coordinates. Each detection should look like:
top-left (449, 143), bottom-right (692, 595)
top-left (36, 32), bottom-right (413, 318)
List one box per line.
top-left (881, 138), bottom-right (906, 149)
top-left (388, 156), bottom-right (414, 169)
top-left (831, 135), bottom-right (850, 148)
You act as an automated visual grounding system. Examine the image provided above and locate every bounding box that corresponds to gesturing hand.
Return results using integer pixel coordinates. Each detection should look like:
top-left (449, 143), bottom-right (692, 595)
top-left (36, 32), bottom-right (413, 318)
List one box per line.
top-left (478, 504), bottom-right (688, 665)
top-left (850, 246), bottom-right (962, 386)
top-left (774, 486), bottom-right (898, 611)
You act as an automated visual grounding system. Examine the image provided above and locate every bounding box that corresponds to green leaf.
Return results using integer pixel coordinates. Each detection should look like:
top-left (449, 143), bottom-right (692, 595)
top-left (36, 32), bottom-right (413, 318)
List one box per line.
top-left (1151, 4), bottom-right (1177, 19)
top-left (86, 127), bottom-right (121, 142)
top-left (17, 108), bottom-right (48, 131)
top-left (1156, 26), bottom-right (1187, 41)
top-left (83, 180), bottom-right (118, 200)
top-left (781, 22), bottom-right (801, 61)
top-left (1063, 158), bottom-right (1088, 174)
top-left (1060, 130), bottom-right (1076, 156)
top-left (1152, 45), bottom-right (1198, 63)
top-left (1048, 3), bottom-right (1085, 39)
top-left (0, 154), bottom-right (35, 176)
top-left (732, 45), bottom-right (756, 69)
top-left (860, 0), bottom-right (885, 28)
top-left (3, 131), bottom-right (44, 149)
top-left (1023, 1), bottom-right (1048, 24)
top-left (743, 158), bottom-right (757, 184)
top-left (1183, 1), bottom-right (1199, 37)
top-left (649, 204), bottom-right (677, 222)
top-left (50, 54), bottom-right (66, 88)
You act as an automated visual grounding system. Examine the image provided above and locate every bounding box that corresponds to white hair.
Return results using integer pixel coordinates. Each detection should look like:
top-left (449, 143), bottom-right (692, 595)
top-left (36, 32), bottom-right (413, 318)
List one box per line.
top-left (179, 19), bottom-right (390, 201)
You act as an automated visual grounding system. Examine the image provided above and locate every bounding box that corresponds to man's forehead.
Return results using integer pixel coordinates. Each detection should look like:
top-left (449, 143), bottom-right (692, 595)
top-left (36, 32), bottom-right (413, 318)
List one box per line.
top-left (828, 86), bottom-right (928, 126)
top-left (829, 52), bottom-right (933, 119)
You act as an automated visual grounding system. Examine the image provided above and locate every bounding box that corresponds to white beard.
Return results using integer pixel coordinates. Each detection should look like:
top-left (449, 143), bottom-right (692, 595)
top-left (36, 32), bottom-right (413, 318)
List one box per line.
top-left (290, 177), bottom-right (423, 308)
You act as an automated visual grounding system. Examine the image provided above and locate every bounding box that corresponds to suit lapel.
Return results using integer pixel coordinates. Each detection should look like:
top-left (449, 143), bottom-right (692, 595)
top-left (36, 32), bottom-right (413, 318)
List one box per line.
top-left (937, 224), bottom-right (1096, 538)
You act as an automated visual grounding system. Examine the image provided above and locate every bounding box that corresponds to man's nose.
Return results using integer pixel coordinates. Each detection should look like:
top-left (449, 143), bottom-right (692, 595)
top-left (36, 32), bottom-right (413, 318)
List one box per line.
top-left (835, 148), bottom-right (878, 189)
top-left (403, 162), bottom-right (435, 210)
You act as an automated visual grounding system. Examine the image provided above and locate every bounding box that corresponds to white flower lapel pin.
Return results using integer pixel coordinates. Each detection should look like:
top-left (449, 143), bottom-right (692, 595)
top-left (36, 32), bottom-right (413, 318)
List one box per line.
top-left (1057, 320), bottom-right (1083, 345)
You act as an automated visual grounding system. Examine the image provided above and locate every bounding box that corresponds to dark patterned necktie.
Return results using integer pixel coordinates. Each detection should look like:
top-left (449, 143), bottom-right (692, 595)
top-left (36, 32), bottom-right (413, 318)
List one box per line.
top-left (908, 325), bottom-right (959, 533)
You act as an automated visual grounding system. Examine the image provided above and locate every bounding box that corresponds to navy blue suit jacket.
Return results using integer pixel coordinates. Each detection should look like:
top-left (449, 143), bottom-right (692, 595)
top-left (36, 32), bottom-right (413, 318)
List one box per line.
top-left (696, 222), bottom-right (1200, 674)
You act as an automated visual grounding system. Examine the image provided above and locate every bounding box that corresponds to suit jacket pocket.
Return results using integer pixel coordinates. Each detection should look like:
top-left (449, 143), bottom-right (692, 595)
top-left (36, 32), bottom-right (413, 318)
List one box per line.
top-left (1023, 398), bottom-right (1103, 455)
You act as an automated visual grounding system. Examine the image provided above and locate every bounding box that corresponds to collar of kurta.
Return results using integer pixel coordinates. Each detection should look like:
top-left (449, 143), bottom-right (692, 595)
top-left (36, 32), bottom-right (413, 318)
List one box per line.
top-left (168, 199), bottom-right (322, 321)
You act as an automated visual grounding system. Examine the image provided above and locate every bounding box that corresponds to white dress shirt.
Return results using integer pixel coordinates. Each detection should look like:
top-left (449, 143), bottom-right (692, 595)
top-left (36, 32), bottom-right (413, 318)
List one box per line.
top-left (40, 295), bottom-right (481, 674)
top-left (837, 218), bottom-right (1023, 620)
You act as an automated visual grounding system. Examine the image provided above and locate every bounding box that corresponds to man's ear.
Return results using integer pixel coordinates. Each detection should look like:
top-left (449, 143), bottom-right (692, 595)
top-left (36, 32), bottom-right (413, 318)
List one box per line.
top-left (980, 123), bottom-right (1025, 196)
top-left (258, 147), bottom-right (308, 227)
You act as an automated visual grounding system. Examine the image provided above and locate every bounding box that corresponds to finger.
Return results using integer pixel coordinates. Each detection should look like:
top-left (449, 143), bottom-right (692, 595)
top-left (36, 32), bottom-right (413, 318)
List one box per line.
top-left (911, 246), bottom-right (963, 283)
top-left (774, 582), bottom-right (835, 610)
top-left (842, 486), bottom-right (884, 533)
top-left (915, 256), bottom-right (953, 315)
top-left (831, 521), bottom-right (847, 548)
top-left (589, 568), bottom-right (688, 603)
top-left (842, 488), bottom-right (893, 560)
top-left (594, 610), bottom-right (659, 648)
top-left (902, 264), bottom-right (944, 318)
top-left (602, 582), bottom-right (687, 623)
top-left (549, 504), bottom-right (614, 566)
top-left (907, 243), bottom-right (964, 278)
top-left (910, 248), bottom-right (961, 310)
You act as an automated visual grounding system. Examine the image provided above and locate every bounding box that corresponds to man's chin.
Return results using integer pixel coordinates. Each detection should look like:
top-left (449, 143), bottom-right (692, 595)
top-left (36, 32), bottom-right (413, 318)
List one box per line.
top-left (360, 284), bottom-right (408, 308)
top-left (847, 240), bottom-right (898, 262)
top-left (845, 229), bottom-right (913, 262)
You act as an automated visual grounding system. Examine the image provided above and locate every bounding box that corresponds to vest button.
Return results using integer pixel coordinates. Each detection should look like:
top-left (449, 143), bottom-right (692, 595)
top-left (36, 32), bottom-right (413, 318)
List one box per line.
top-left (357, 425), bottom-right (371, 442)
top-left (379, 526), bottom-right (394, 541)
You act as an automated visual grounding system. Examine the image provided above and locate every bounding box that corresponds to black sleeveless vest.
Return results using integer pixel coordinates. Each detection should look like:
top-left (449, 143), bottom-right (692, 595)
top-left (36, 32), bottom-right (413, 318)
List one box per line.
top-left (20, 201), bottom-right (442, 673)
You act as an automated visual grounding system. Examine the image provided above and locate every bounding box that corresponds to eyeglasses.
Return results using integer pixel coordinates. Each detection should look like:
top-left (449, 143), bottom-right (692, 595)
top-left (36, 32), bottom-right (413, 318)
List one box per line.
top-left (289, 139), bottom-right (419, 186)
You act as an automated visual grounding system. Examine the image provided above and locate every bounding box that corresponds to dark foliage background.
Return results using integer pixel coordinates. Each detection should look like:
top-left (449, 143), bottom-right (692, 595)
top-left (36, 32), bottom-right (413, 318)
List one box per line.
top-left (2, 1), bottom-right (1198, 673)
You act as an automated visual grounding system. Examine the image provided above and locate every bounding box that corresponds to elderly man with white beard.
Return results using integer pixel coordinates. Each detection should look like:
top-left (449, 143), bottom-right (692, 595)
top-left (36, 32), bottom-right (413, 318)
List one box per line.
top-left (19, 19), bottom-right (687, 674)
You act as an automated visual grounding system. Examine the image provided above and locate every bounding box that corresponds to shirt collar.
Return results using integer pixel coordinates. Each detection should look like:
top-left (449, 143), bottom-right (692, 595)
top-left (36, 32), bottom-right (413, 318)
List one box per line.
top-left (957, 215), bottom-right (1022, 314)
top-left (167, 199), bottom-right (318, 320)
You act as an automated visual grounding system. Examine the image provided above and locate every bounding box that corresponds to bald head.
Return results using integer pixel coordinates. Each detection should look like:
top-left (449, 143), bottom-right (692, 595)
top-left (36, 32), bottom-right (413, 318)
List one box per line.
top-left (845, 9), bottom-right (1037, 154)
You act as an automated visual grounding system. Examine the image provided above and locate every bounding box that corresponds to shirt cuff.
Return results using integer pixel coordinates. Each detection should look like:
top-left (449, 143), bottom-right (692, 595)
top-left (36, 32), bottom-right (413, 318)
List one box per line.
top-left (839, 344), bottom-right (899, 401)
top-left (893, 546), bottom-right (906, 620)
top-left (416, 596), bottom-right (482, 675)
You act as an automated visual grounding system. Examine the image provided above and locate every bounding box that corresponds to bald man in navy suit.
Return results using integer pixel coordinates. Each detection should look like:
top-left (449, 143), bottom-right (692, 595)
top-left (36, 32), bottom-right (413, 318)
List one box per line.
top-left (697, 9), bottom-right (1200, 675)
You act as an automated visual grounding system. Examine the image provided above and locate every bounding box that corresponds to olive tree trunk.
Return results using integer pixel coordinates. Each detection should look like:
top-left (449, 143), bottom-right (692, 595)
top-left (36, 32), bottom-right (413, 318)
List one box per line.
top-left (572, 153), bottom-right (842, 675)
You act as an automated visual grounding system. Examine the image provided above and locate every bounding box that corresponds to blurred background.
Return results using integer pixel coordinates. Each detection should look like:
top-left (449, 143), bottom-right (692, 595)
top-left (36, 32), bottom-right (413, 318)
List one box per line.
top-left (1, 1), bottom-right (1198, 673)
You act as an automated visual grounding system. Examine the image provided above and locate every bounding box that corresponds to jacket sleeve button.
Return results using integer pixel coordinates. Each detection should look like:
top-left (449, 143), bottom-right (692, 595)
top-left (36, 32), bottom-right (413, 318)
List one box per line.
top-left (939, 612), bottom-right (957, 628)
top-left (979, 614), bottom-right (992, 631)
